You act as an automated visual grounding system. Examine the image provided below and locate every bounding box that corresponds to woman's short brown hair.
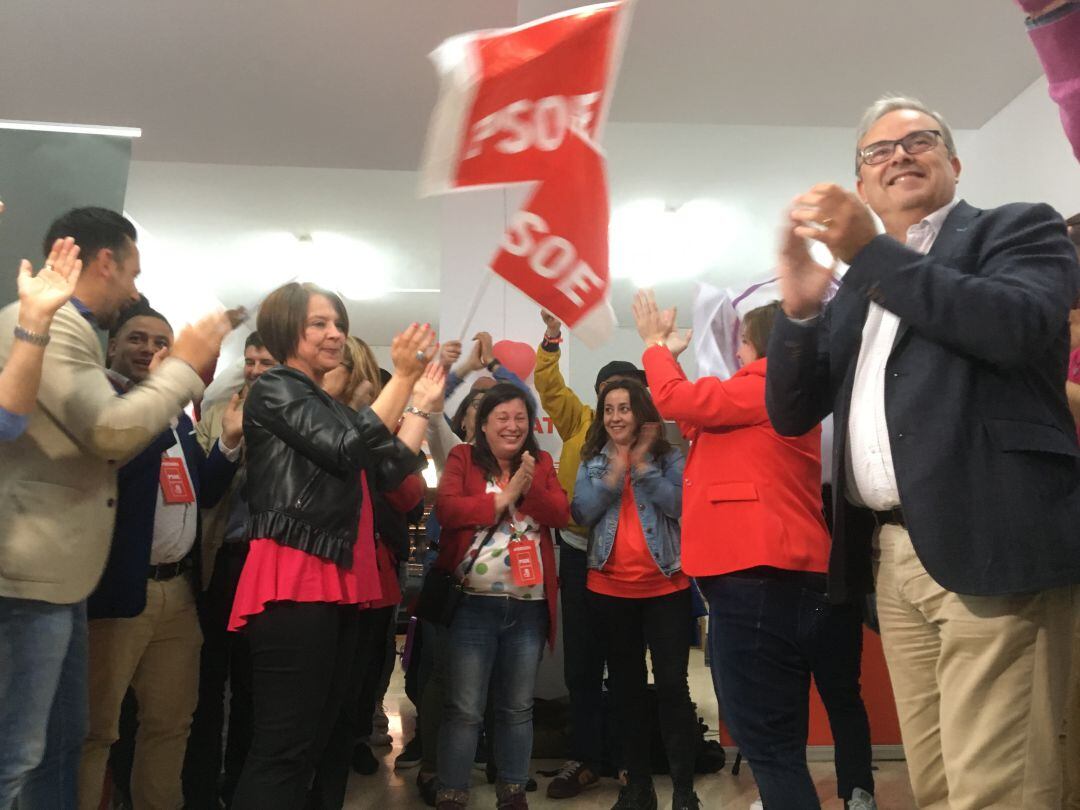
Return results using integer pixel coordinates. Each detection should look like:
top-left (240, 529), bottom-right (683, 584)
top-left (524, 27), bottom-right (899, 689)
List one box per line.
top-left (741, 301), bottom-right (782, 360)
top-left (256, 282), bottom-right (349, 362)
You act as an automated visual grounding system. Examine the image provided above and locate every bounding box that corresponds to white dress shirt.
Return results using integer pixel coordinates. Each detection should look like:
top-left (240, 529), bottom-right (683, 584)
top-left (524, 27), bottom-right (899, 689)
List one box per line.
top-left (150, 419), bottom-right (241, 564)
top-left (845, 197), bottom-right (960, 510)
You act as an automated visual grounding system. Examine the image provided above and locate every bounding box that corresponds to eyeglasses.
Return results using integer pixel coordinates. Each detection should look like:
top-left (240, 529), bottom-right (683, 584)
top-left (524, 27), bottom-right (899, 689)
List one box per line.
top-left (858, 129), bottom-right (943, 168)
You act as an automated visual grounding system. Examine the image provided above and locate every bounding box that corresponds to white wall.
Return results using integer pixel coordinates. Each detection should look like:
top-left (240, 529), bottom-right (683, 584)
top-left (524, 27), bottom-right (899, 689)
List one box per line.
top-left (955, 76), bottom-right (1079, 215)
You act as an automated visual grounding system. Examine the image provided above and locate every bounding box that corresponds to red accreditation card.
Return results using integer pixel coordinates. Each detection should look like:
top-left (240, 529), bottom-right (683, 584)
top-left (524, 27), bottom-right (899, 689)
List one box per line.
top-left (159, 457), bottom-right (195, 504)
top-left (508, 540), bottom-right (541, 587)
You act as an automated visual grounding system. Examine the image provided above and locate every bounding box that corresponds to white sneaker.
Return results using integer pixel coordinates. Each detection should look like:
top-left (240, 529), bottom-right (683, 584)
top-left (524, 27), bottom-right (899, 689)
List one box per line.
top-left (749, 801), bottom-right (763, 810)
top-left (367, 731), bottom-right (393, 747)
top-left (848, 788), bottom-right (877, 810)
top-left (373, 702), bottom-right (390, 731)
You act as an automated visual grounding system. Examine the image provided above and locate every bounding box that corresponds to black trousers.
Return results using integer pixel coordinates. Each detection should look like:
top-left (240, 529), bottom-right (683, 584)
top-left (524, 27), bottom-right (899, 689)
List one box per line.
top-left (352, 605), bottom-right (395, 740)
top-left (588, 587), bottom-right (697, 791)
top-left (559, 544), bottom-right (606, 769)
top-left (230, 602), bottom-right (361, 810)
top-left (184, 543), bottom-right (253, 809)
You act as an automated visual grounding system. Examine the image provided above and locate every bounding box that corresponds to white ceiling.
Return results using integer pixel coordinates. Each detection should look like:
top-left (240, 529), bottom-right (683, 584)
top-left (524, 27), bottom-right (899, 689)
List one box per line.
top-left (1, 0), bottom-right (1041, 171)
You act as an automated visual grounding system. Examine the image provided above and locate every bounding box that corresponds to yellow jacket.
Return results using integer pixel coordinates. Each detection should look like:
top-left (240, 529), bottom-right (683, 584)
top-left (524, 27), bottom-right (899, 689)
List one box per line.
top-left (534, 343), bottom-right (593, 540)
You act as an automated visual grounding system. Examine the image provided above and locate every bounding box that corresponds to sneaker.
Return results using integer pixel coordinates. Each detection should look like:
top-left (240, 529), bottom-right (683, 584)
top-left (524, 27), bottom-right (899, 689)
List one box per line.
top-left (395, 735), bottom-right (423, 770)
top-left (546, 760), bottom-right (600, 799)
top-left (373, 702), bottom-right (390, 731)
top-left (368, 730), bottom-right (393, 747)
top-left (351, 742), bottom-right (379, 775)
top-left (612, 780), bottom-right (658, 810)
top-left (749, 801), bottom-right (763, 810)
top-left (671, 788), bottom-right (701, 810)
top-left (417, 771), bottom-right (438, 807)
top-left (848, 788), bottom-right (877, 810)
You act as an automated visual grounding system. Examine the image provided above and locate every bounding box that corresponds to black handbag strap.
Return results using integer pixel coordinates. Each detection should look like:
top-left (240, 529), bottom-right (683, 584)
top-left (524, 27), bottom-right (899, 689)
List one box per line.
top-left (458, 524), bottom-right (500, 579)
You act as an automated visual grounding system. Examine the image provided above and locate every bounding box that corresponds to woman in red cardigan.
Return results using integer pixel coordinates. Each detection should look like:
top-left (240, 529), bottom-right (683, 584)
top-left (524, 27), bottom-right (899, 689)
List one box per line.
top-left (434, 383), bottom-right (569, 810)
top-left (631, 291), bottom-right (875, 810)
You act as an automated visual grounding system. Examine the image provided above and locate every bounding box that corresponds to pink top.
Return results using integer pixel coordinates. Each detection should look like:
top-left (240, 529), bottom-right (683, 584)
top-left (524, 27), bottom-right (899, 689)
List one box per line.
top-left (228, 471), bottom-right (382, 631)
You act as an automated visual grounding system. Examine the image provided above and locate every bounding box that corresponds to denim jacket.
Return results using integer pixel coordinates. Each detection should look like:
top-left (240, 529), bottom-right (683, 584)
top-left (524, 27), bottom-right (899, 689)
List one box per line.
top-left (570, 444), bottom-right (685, 576)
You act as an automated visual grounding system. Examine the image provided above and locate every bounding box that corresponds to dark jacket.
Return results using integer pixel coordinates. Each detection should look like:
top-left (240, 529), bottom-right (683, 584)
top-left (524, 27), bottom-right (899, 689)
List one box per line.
top-left (88, 413), bottom-right (237, 619)
top-left (766, 200), bottom-right (1080, 602)
top-left (243, 366), bottom-right (424, 568)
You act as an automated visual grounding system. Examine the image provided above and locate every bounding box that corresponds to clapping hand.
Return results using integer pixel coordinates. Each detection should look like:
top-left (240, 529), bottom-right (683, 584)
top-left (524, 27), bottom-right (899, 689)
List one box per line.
top-left (665, 327), bottom-right (693, 359)
top-left (17, 237), bottom-right (82, 330)
top-left (789, 183), bottom-right (877, 266)
top-left (511, 450), bottom-right (536, 497)
top-left (391, 323), bottom-right (437, 379)
top-left (775, 219), bottom-right (834, 320)
top-left (171, 311), bottom-right (234, 375)
top-left (221, 392), bottom-right (245, 448)
top-left (411, 360), bottom-right (447, 413)
top-left (631, 290), bottom-right (676, 345)
top-left (629, 422), bottom-right (660, 470)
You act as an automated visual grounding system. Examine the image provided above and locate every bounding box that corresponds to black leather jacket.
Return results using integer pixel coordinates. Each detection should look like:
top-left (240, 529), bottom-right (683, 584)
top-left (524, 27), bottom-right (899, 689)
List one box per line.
top-left (243, 366), bottom-right (424, 568)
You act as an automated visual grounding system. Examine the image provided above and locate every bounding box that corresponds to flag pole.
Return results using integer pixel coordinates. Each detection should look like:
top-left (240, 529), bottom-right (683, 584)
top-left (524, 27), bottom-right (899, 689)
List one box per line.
top-left (457, 270), bottom-right (493, 342)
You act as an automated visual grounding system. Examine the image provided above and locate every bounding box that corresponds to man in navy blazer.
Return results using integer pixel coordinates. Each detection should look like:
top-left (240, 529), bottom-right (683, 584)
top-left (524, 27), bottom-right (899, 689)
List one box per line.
top-left (78, 300), bottom-right (242, 810)
top-left (766, 96), bottom-right (1080, 809)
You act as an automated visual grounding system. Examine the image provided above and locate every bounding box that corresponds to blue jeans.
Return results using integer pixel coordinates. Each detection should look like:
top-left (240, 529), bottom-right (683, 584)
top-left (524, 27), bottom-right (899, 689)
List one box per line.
top-left (437, 595), bottom-right (547, 793)
top-left (0, 597), bottom-right (88, 810)
top-left (558, 544), bottom-right (605, 769)
top-left (700, 572), bottom-right (873, 810)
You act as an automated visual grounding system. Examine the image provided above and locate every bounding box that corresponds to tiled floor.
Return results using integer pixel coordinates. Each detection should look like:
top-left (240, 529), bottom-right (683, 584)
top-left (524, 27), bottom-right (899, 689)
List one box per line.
top-left (344, 647), bottom-right (916, 809)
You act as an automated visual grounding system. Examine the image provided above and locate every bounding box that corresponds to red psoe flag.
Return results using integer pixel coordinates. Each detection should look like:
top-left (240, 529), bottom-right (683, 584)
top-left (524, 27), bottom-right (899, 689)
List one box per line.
top-left (420, 2), bottom-right (632, 348)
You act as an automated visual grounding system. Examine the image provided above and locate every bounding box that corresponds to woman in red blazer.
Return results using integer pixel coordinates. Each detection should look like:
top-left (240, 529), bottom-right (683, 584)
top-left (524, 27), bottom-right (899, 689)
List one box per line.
top-left (632, 292), bottom-right (875, 810)
top-left (433, 383), bottom-right (569, 810)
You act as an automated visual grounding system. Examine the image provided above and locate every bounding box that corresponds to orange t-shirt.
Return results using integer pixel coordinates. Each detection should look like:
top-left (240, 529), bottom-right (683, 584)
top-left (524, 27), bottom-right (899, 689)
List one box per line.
top-left (587, 472), bottom-right (689, 599)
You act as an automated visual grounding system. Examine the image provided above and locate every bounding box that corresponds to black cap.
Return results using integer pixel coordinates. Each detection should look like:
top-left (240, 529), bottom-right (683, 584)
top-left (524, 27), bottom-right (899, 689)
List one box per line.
top-left (595, 360), bottom-right (646, 393)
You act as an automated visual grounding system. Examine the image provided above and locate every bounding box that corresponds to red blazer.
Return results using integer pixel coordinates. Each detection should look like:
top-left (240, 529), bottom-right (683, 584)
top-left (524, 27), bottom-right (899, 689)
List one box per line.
top-left (434, 444), bottom-right (569, 647)
top-left (642, 348), bottom-right (830, 578)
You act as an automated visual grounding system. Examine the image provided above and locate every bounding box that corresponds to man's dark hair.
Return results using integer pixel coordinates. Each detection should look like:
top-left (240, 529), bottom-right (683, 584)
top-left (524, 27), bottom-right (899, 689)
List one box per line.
top-left (43, 207), bottom-right (137, 262)
top-left (109, 296), bottom-right (171, 339)
top-left (244, 331), bottom-right (265, 351)
top-left (470, 383), bottom-right (541, 479)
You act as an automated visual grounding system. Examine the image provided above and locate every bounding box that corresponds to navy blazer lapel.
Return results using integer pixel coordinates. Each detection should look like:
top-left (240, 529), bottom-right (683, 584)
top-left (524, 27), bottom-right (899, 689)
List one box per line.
top-left (891, 200), bottom-right (980, 351)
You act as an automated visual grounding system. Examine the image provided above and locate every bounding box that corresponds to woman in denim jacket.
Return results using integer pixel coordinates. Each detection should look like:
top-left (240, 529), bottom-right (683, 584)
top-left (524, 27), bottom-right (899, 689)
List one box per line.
top-left (570, 380), bottom-right (700, 810)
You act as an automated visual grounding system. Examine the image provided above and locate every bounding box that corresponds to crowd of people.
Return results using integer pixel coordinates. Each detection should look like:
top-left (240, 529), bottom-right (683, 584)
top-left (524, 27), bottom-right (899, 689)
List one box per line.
top-left (1, 78), bottom-right (1080, 810)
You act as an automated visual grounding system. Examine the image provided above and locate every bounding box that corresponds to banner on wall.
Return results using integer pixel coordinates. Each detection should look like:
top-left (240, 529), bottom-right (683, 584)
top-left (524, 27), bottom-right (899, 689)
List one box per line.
top-left (419, 1), bottom-right (633, 348)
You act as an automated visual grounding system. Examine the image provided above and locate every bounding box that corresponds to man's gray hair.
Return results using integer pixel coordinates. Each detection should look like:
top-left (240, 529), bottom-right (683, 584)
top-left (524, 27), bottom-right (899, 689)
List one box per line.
top-left (855, 95), bottom-right (957, 174)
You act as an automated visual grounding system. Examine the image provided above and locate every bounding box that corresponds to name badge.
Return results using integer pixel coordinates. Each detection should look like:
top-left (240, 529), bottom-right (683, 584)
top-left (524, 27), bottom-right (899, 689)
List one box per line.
top-left (160, 457), bottom-right (195, 504)
top-left (508, 540), bottom-right (541, 587)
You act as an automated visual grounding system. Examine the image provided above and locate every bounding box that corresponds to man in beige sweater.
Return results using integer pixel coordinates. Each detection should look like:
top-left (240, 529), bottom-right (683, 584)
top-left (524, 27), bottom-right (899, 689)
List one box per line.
top-left (0, 207), bottom-right (231, 810)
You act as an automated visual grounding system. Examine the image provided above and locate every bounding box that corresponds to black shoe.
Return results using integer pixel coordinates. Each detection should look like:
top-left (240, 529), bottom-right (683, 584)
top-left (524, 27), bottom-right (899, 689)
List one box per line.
top-left (526, 777), bottom-right (537, 792)
top-left (417, 771), bottom-right (438, 808)
top-left (611, 780), bottom-right (658, 810)
top-left (395, 735), bottom-right (423, 770)
top-left (671, 788), bottom-right (702, 810)
top-left (351, 742), bottom-right (379, 775)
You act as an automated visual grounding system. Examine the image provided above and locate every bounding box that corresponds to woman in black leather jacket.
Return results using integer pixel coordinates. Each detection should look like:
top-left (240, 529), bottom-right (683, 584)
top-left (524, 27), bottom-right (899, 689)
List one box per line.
top-left (228, 282), bottom-right (445, 810)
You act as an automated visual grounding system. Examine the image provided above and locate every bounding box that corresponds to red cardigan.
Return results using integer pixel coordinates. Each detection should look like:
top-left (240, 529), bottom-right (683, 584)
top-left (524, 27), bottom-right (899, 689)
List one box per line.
top-left (642, 348), bottom-right (830, 578)
top-left (435, 444), bottom-right (569, 648)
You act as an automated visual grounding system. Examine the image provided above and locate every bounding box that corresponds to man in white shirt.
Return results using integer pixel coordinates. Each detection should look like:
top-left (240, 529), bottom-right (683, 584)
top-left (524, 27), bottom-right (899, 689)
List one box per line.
top-left (766, 96), bottom-right (1080, 808)
top-left (78, 300), bottom-right (242, 810)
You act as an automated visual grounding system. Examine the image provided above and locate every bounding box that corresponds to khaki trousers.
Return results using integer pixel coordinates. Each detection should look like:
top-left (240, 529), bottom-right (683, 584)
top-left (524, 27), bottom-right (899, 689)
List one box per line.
top-left (79, 575), bottom-right (203, 810)
top-left (873, 524), bottom-right (1074, 810)
top-left (1066, 605), bottom-right (1080, 810)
